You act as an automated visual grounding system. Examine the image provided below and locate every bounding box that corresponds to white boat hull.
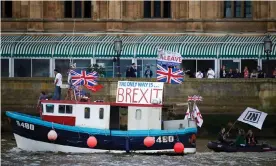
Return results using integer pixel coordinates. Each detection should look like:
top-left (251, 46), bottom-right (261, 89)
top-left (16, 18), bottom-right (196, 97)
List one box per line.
top-left (14, 134), bottom-right (196, 154)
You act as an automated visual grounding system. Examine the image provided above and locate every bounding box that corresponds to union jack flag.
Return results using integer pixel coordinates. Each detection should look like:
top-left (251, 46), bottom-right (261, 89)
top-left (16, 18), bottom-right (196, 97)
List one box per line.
top-left (156, 64), bottom-right (184, 84)
top-left (70, 69), bottom-right (99, 87)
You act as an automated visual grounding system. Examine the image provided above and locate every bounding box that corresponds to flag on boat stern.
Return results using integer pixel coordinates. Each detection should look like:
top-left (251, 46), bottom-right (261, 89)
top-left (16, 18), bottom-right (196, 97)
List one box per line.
top-left (237, 107), bottom-right (268, 130)
top-left (156, 64), bottom-right (184, 84)
top-left (192, 103), bottom-right (203, 127)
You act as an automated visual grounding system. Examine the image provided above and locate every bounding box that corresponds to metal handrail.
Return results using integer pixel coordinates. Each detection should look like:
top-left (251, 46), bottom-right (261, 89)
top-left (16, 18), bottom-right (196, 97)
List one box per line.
top-left (0, 41), bottom-right (266, 44)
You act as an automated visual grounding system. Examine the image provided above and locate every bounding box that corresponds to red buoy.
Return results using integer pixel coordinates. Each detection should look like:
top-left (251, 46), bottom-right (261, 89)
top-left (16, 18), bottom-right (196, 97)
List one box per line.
top-left (47, 130), bottom-right (57, 141)
top-left (174, 142), bottom-right (184, 153)
top-left (144, 136), bottom-right (155, 147)
top-left (87, 136), bottom-right (97, 148)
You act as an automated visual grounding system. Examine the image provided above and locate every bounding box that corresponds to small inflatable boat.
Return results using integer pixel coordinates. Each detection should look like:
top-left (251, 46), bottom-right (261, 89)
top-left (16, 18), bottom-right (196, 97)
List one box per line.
top-left (207, 141), bottom-right (276, 152)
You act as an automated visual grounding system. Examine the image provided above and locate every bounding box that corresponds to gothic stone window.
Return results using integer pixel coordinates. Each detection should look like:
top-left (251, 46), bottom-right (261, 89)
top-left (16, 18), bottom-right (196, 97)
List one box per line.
top-left (224, 1), bottom-right (252, 18)
top-left (1, 1), bottom-right (13, 18)
top-left (144, 0), bottom-right (171, 18)
top-left (64, 1), bottom-right (92, 18)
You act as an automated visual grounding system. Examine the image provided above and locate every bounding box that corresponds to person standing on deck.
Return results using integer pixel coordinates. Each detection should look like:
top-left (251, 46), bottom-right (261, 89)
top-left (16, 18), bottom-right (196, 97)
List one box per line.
top-left (53, 69), bottom-right (62, 100)
top-left (66, 63), bottom-right (76, 100)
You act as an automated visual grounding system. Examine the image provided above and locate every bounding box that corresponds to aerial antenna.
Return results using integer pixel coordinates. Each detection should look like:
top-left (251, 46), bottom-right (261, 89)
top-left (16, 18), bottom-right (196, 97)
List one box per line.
top-left (69, 19), bottom-right (76, 66)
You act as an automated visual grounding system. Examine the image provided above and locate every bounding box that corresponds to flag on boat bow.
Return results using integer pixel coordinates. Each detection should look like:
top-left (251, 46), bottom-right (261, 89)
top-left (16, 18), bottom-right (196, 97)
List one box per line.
top-left (69, 69), bottom-right (103, 92)
top-left (237, 107), bottom-right (267, 130)
top-left (184, 105), bottom-right (191, 120)
top-left (192, 103), bottom-right (203, 127)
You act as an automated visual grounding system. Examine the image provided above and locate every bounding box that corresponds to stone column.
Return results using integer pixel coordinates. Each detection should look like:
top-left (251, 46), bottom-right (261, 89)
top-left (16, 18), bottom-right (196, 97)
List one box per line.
top-left (187, 1), bottom-right (203, 31)
top-left (93, 1), bottom-right (99, 20)
top-left (267, 1), bottom-right (276, 32)
top-left (106, 0), bottom-right (124, 31)
top-left (28, 1), bottom-right (44, 31)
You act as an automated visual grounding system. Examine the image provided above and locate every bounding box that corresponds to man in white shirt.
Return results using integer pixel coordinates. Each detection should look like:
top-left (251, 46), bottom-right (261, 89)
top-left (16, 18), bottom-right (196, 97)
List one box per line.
top-left (196, 70), bottom-right (203, 78)
top-left (207, 68), bottom-right (215, 79)
top-left (53, 69), bottom-right (62, 100)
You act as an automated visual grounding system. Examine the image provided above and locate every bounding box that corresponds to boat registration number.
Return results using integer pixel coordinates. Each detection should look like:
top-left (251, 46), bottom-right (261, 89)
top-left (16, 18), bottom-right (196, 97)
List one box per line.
top-left (16, 121), bottom-right (34, 131)
top-left (156, 136), bottom-right (174, 143)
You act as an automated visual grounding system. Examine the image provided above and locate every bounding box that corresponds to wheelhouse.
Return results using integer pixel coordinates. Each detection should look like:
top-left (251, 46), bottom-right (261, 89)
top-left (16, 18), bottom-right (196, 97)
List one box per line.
top-left (40, 100), bottom-right (163, 130)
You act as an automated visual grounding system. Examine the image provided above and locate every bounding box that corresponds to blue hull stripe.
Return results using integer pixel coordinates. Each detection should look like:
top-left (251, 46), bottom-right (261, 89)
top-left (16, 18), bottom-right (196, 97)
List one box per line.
top-left (6, 111), bottom-right (197, 137)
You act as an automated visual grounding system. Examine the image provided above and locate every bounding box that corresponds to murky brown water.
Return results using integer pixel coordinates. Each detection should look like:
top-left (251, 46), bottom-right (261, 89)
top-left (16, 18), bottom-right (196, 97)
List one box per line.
top-left (1, 133), bottom-right (276, 166)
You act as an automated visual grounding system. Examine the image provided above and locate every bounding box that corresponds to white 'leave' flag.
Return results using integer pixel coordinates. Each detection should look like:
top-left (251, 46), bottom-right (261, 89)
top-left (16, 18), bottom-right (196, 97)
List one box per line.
top-left (237, 107), bottom-right (268, 130)
top-left (184, 106), bottom-right (191, 120)
top-left (193, 103), bottom-right (203, 127)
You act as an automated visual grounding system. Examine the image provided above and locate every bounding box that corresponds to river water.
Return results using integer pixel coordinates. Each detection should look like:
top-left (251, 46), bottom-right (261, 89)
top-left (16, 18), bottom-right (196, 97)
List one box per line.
top-left (1, 133), bottom-right (276, 166)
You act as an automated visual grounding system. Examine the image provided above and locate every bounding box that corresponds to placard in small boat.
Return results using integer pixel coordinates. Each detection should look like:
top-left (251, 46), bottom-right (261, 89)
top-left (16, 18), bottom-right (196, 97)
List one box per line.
top-left (116, 81), bottom-right (164, 104)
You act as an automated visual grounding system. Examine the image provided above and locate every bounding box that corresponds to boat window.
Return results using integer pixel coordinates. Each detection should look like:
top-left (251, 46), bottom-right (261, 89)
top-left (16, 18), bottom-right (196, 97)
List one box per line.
top-left (46, 104), bottom-right (54, 113)
top-left (135, 109), bottom-right (142, 120)
top-left (65, 105), bottom-right (73, 114)
top-left (84, 107), bottom-right (90, 119)
top-left (99, 108), bottom-right (104, 119)
top-left (58, 105), bottom-right (65, 114)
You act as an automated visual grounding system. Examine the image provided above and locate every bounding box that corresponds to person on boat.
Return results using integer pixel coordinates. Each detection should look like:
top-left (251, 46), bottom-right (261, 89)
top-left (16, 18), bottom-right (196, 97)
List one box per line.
top-left (235, 129), bottom-right (246, 146)
top-left (217, 127), bottom-right (232, 145)
top-left (66, 63), bottom-right (76, 100)
top-left (37, 91), bottom-right (48, 108)
top-left (246, 129), bottom-right (258, 146)
top-left (53, 69), bottom-right (62, 100)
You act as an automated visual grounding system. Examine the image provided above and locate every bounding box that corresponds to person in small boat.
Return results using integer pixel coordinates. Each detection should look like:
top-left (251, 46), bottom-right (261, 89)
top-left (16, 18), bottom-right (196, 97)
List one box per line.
top-left (235, 129), bottom-right (246, 146)
top-left (246, 129), bottom-right (258, 146)
top-left (218, 127), bottom-right (232, 145)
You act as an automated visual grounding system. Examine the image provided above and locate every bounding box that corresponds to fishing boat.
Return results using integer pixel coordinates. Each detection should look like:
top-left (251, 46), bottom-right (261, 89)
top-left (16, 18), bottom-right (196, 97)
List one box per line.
top-left (207, 107), bottom-right (276, 153)
top-left (6, 80), bottom-right (199, 154)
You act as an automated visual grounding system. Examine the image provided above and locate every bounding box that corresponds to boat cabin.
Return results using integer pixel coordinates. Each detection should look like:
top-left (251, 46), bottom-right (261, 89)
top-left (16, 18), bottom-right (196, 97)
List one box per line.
top-left (40, 100), bottom-right (163, 130)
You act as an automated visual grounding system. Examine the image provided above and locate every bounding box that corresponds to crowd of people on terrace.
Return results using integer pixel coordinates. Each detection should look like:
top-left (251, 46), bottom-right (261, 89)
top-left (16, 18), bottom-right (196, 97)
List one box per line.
top-left (194, 66), bottom-right (276, 79)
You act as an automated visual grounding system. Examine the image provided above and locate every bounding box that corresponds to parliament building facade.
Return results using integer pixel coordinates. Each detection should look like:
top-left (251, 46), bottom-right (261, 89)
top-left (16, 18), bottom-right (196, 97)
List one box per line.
top-left (1, 1), bottom-right (276, 78)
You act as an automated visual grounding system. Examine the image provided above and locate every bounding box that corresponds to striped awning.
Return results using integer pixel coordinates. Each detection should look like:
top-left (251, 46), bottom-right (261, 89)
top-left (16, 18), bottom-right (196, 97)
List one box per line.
top-left (219, 36), bottom-right (264, 59)
top-left (136, 35), bottom-right (185, 58)
top-left (178, 35), bottom-right (224, 59)
top-left (94, 35), bottom-right (140, 58)
top-left (0, 36), bottom-right (22, 57)
top-left (53, 36), bottom-right (103, 58)
top-left (260, 35), bottom-right (276, 59)
top-left (13, 35), bottom-right (62, 58)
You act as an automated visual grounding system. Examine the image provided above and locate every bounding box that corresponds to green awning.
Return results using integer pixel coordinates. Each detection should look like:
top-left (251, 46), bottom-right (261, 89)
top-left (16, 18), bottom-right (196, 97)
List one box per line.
top-left (13, 36), bottom-right (61, 58)
top-left (136, 35), bottom-right (184, 58)
top-left (178, 35), bottom-right (224, 59)
top-left (53, 36), bottom-right (103, 58)
top-left (0, 36), bottom-right (22, 57)
top-left (94, 35), bottom-right (139, 58)
top-left (260, 35), bottom-right (276, 59)
top-left (219, 36), bottom-right (263, 59)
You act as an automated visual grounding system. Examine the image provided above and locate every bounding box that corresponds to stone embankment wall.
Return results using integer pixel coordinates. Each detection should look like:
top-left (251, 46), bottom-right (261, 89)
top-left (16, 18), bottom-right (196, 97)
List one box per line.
top-left (2, 78), bottom-right (276, 114)
top-left (1, 78), bottom-right (276, 137)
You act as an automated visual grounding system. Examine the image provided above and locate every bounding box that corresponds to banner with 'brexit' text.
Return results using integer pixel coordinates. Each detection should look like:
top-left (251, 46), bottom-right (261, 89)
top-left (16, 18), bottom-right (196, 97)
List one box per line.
top-left (116, 81), bottom-right (164, 105)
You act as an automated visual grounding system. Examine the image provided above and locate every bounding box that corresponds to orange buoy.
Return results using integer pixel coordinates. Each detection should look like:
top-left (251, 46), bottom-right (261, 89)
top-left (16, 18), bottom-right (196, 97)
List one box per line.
top-left (47, 130), bottom-right (58, 141)
top-left (144, 136), bottom-right (155, 147)
top-left (174, 142), bottom-right (184, 153)
top-left (87, 136), bottom-right (97, 148)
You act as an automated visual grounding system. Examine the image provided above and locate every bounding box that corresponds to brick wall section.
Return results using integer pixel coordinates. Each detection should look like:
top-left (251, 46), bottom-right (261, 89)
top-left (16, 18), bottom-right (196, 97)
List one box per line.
top-left (1, 78), bottom-right (276, 115)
